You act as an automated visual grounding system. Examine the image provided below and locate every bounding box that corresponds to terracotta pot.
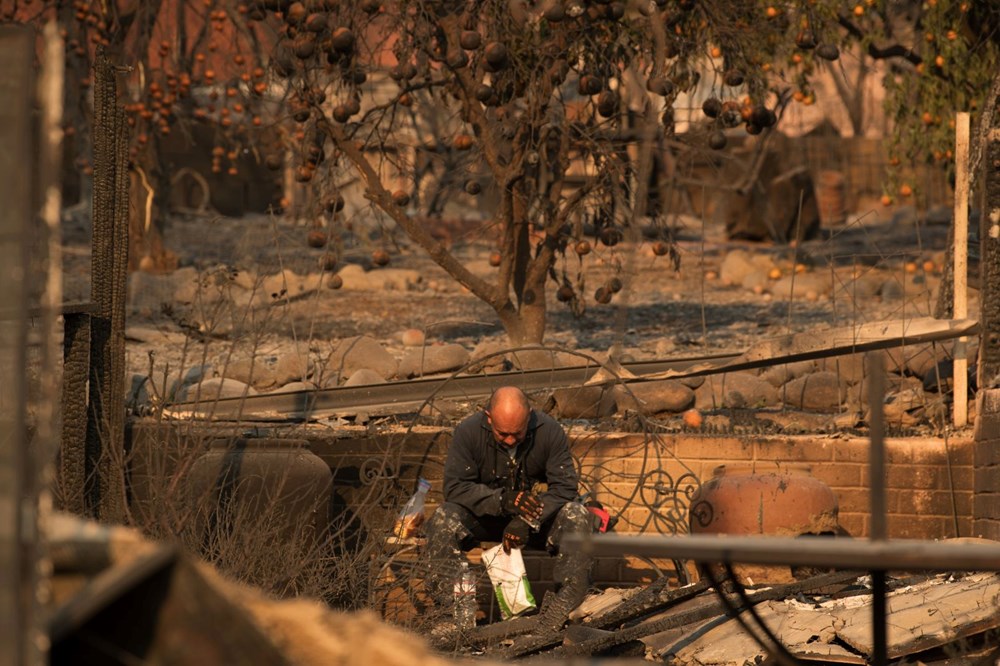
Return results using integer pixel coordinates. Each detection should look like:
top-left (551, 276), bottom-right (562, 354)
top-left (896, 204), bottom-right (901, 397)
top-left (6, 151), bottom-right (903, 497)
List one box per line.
top-left (689, 463), bottom-right (839, 537)
top-left (186, 438), bottom-right (332, 548)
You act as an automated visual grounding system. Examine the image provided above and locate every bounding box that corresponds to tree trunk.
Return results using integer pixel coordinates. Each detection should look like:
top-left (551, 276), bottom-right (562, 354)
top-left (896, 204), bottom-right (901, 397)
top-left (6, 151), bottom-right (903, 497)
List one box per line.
top-left (128, 140), bottom-right (178, 273)
top-left (497, 267), bottom-right (548, 346)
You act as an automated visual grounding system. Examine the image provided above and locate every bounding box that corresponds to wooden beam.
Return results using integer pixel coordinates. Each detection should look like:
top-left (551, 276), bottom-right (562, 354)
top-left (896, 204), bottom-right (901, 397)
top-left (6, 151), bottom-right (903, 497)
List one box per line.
top-left (954, 112), bottom-right (971, 427)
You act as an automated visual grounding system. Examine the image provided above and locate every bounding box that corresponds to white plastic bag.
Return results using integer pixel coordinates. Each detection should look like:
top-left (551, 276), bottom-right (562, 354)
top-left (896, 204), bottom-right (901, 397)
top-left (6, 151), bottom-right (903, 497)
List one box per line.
top-left (482, 544), bottom-right (537, 619)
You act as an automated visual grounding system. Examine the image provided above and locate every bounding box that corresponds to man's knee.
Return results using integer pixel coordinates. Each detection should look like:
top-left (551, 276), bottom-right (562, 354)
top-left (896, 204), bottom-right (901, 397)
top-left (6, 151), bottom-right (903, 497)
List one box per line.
top-left (425, 502), bottom-right (472, 541)
top-left (546, 501), bottom-right (592, 552)
top-left (554, 501), bottom-right (592, 532)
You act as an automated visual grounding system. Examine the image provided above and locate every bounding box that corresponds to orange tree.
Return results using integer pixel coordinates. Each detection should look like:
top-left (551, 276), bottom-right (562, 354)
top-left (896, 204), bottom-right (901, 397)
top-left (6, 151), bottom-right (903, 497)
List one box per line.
top-left (7, 0), bottom-right (999, 343)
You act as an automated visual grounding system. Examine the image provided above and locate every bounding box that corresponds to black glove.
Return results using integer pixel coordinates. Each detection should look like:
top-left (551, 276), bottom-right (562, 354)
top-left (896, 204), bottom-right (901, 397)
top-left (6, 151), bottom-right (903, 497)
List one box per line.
top-left (502, 517), bottom-right (531, 554)
top-left (502, 489), bottom-right (543, 524)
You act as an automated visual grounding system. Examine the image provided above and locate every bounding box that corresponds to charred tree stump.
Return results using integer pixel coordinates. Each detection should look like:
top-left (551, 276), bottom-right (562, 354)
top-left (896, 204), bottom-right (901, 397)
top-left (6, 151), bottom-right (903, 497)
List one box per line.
top-left (85, 51), bottom-right (129, 522)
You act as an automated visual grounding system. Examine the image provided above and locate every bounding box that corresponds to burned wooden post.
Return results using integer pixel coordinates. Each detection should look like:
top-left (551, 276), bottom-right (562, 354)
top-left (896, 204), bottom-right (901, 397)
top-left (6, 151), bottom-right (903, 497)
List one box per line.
top-left (981, 90), bottom-right (1000, 391)
top-left (0, 26), bottom-right (41, 666)
top-left (973, 78), bottom-right (1000, 542)
top-left (85, 51), bottom-right (129, 522)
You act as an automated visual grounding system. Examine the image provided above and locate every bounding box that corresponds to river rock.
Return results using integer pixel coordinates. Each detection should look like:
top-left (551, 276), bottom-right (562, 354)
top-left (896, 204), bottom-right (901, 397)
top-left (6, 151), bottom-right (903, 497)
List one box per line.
top-left (695, 372), bottom-right (780, 410)
top-left (268, 381), bottom-right (316, 394)
top-left (761, 360), bottom-right (817, 388)
top-left (327, 335), bottom-right (398, 379)
top-left (398, 343), bottom-right (470, 378)
top-left (614, 380), bottom-right (695, 415)
top-left (818, 354), bottom-right (867, 385)
top-left (175, 377), bottom-right (257, 403)
top-left (224, 351), bottom-right (312, 389)
top-left (468, 340), bottom-right (510, 373)
top-left (344, 369), bottom-right (388, 386)
top-left (771, 272), bottom-right (831, 300)
top-left (550, 386), bottom-right (615, 419)
top-left (781, 371), bottom-right (846, 413)
top-left (720, 249), bottom-right (756, 286)
top-left (880, 386), bottom-right (926, 428)
top-left (336, 264), bottom-right (423, 291)
top-left (256, 269), bottom-right (324, 305)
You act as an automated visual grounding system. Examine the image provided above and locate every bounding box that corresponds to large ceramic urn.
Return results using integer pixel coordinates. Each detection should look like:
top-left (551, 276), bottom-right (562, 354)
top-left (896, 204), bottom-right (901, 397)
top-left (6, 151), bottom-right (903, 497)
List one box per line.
top-left (688, 463), bottom-right (842, 583)
top-left (186, 438), bottom-right (333, 552)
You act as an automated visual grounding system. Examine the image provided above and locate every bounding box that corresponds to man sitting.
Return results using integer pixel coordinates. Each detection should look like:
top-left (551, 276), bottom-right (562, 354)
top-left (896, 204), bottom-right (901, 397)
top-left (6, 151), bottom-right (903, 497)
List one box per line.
top-left (423, 386), bottom-right (593, 626)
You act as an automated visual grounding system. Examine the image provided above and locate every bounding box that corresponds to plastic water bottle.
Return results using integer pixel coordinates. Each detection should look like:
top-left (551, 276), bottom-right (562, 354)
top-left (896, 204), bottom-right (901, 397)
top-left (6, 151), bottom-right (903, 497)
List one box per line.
top-left (453, 561), bottom-right (477, 630)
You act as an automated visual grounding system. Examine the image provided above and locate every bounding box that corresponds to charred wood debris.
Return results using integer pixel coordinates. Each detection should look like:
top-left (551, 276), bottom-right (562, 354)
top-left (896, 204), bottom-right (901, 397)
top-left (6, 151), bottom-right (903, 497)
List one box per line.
top-left (433, 567), bottom-right (1000, 664)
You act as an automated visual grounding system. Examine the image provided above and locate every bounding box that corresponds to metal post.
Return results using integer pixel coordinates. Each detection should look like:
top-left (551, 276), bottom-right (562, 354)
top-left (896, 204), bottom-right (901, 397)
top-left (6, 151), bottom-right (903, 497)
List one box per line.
top-left (867, 351), bottom-right (887, 666)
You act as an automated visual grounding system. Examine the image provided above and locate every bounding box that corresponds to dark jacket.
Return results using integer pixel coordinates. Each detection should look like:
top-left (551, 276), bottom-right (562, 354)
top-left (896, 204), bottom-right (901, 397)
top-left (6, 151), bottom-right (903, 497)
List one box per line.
top-left (443, 409), bottom-right (579, 525)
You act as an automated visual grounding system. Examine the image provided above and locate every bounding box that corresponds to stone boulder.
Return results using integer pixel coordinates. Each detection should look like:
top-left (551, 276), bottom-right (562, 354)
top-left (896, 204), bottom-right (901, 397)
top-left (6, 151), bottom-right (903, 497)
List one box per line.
top-left (175, 377), bottom-right (257, 403)
top-left (760, 360), bottom-right (817, 388)
top-left (344, 369), bottom-right (388, 386)
top-left (770, 272), bottom-right (831, 300)
top-left (268, 381), bottom-right (316, 394)
top-left (695, 372), bottom-right (780, 410)
top-left (614, 380), bottom-right (695, 415)
top-left (720, 249), bottom-right (757, 286)
top-left (255, 269), bottom-right (324, 305)
top-left (818, 354), bottom-right (868, 385)
top-left (336, 264), bottom-right (423, 291)
top-left (468, 340), bottom-right (510, 373)
top-left (549, 386), bottom-right (615, 419)
top-left (224, 351), bottom-right (312, 390)
top-left (780, 371), bottom-right (846, 413)
top-left (326, 335), bottom-right (398, 380)
top-left (398, 343), bottom-right (470, 378)
top-left (880, 387), bottom-right (927, 428)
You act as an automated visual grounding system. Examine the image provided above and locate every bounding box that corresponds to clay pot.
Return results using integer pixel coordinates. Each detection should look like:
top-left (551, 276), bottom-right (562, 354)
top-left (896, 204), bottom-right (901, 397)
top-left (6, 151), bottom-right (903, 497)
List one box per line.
top-left (186, 438), bottom-right (332, 550)
top-left (689, 464), bottom-right (839, 537)
top-left (688, 464), bottom-right (841, 584)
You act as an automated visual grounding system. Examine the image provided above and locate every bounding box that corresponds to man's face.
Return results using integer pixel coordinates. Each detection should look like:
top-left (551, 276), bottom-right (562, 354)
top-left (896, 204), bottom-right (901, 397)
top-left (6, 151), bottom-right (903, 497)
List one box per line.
top-left (486, 408), bottom-right (529, 447)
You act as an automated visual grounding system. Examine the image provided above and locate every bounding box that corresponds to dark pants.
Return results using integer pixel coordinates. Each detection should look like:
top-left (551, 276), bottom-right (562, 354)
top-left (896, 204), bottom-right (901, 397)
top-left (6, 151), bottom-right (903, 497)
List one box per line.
top-left (423, 501), bottom-right (593, 608)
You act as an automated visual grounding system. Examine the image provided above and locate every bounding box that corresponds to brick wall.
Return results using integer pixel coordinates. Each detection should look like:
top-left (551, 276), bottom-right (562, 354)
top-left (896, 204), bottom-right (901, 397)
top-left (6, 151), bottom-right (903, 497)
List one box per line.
top-left (974, 389), bottom-right (1000, 540)
top-left (303, 428), bottom-right (974, 542)
top-left (128, 422), bottom-right (976, 594)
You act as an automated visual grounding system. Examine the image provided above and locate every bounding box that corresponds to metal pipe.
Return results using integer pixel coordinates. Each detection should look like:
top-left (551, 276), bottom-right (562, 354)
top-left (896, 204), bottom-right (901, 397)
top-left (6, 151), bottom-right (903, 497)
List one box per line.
top-left (867, 351), bottom-right (887, 666)
top-left (561, 533), bottom-right (1000, 572)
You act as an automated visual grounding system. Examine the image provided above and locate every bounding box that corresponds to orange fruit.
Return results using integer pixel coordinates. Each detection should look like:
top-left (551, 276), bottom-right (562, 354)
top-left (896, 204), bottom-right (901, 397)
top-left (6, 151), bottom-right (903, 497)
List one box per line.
top-left (880, 194), bottom-right (893, 206)
top-left (899, 183), bottom-right (913, 197)
top-left (682, 409), bottom-right (703, 429)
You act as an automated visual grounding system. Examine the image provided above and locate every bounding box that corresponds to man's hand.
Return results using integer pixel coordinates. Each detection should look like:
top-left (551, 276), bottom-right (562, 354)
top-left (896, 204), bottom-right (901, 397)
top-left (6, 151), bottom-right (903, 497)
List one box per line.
top-left (502, 490), bottom-right (543, 524)
top-left (502, 517), bottom-right (531, 554)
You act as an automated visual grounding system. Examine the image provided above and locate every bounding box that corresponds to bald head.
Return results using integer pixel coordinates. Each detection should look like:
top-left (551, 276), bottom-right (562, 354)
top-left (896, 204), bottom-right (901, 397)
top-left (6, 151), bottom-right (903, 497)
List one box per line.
top-left (486, 387), bottom-right (531, 447)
